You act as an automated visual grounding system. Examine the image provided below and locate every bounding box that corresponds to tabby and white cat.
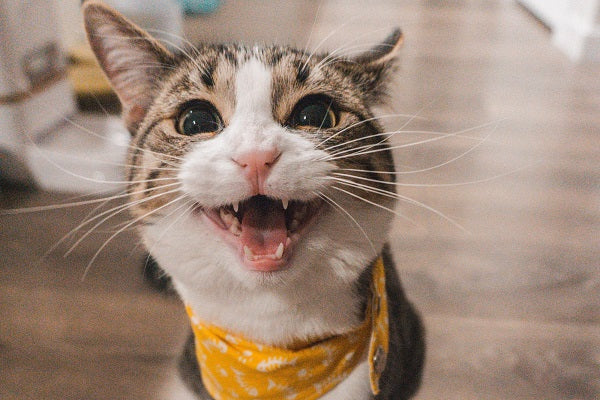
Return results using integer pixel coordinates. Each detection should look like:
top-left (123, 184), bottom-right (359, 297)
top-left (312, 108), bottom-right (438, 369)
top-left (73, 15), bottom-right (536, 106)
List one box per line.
top-left (83, 2), bottom-right (424, 399)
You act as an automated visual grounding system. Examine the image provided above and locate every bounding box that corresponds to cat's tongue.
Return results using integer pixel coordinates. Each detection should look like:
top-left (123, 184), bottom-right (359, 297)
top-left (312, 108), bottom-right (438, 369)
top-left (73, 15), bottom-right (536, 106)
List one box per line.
top-left (240, 197), bottom-right (287, 269)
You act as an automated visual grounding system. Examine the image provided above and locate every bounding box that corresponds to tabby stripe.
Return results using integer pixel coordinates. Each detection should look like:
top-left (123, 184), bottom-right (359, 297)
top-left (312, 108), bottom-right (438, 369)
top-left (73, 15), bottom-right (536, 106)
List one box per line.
top-left (128, 119), bottom-right (163, 182)
top-left (200, 62), bottom-right (215, 89)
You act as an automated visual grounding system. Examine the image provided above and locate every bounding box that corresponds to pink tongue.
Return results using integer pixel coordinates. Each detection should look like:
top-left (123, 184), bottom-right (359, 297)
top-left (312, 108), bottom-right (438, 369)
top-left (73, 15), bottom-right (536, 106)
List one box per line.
top-left (240, 197), bottom-right (288, 255)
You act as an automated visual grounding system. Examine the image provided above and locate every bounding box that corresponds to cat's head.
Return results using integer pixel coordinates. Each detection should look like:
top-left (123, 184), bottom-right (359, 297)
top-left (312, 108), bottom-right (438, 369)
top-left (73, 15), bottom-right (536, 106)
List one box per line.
top-left (83, 2), bottom-right (401, 291)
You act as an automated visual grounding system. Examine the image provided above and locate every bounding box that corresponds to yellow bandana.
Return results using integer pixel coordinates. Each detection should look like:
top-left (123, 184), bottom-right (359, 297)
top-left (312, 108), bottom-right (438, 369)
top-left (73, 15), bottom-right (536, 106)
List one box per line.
top-left (186, 257), bottom-right (389, 400)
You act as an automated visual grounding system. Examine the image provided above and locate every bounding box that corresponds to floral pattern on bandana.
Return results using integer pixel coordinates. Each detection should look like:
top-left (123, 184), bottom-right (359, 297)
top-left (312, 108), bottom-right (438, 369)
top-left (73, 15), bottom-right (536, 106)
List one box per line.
top-left (186, 257), bottom-right (389, 399)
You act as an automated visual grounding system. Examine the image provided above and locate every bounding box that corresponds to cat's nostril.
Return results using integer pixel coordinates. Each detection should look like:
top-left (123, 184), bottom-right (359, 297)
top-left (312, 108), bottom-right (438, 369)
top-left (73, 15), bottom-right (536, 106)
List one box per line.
top-left (233, 149), bottom-right (281, 195)
top-left (233, 149), bottom-right (280, 170)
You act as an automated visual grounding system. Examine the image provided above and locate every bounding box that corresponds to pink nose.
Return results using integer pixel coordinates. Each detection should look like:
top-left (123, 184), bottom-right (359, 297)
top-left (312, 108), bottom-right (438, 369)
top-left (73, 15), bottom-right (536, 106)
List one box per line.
top-left (233, 149), bottom-right (280, 195)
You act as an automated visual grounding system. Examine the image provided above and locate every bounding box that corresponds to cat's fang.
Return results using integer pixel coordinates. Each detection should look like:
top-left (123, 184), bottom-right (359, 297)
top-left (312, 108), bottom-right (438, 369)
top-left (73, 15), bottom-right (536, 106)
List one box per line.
top-left (233, 201), bottom-right (239, 213)
top-left (275, 243), bottom-right (284, 259)
top-left (282, 199), bottom-right (289, 210)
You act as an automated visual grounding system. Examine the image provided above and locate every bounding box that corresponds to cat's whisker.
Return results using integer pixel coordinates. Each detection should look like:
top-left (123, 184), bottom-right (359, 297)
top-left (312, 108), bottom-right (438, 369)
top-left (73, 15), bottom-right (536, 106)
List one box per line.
top-left (316, 41), bottom-right (394, 71)
top-left (335, 122), bottom-right (499, 176)
top-left (327, 99), bottom-right (445, 160)
top-left (61, 186), bottom-right (183, 257)
top-left (93, 32), bottom-right (203, 73)
top-left (73, 182), bottom-right (182, 234)
top-left (0, 180), bottom-right (180, 215)
top-left (326, 177), bottom-right (420, 227)
top-left (61, 115), bottom-right (185, 164)
top-left (81, 192), bottom-right (188, 280)
top-left (316, 113), bottom-right (426, 149)
top-left (322, 120), bottom-right (501, 162)
top-left (321, 128), bottom-right (485, 156)
top-left (39, 188), bottom-right (129, 261)
top-left (332, 160), bottom-right (540, 188)
top-left (322, 141), bottom-right (388, 161)
top-left (30, 150), bottom-right (180, 172)
top-left (329, 180), bottom-right (466, 232)
top-left (42, 184), bottom-right (180, 263)
top-left (300, 1), bottom-right (323, 61)
top-left (315, 191), bottom-right (378, 256)
top-left (112, 63), bottom-right (179, 73)
top-left (313, 36), bottom-right (391, 72)
top-left (144, 28), bottom-right (200, 55)
top-left (143, 198), bottom-right (198, 257)
top-left (21, 141), bottom-right (181, 187)
top-left (301, 15), bottom-right (363, 73)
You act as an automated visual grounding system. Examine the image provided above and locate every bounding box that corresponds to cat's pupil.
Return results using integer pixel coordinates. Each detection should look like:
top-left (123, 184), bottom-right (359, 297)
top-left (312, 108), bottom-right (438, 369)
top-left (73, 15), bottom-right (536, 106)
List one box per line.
top-left (294, 102), bottom-right (336, 129)
top-left (179, 105), bottom-right (221, 136)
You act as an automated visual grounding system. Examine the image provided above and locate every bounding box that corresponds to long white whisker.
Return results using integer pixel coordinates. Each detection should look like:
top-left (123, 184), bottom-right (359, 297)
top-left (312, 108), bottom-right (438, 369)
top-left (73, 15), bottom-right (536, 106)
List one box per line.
top-left (322, 129), bottom-right (482, 157)
top-left (317, 113), bottom-right (425, 149)
top-left (145, 198), bottom-right (197, 257)
top-left (333, 160), bottom-right (540, 188)
top-left (328, 179), bottom-right (420, 226)
top-left (33, 149), bottom-right (181, 172)
top-left (301, 15), bottom-right (363, 73)
top-left (61, 116), bottom-right (184, 164)
top-left (322, 120), bottom-right (500, 161)
top-left (301, 2), bottom-right (323, 57)
top-left (0, 181), bottom-right (181, 215)
top-left (81, 193), bottom-right (187, 280)
top-left (64, 187), bottom-right (183, 257)
top-left (328, 178), bottom-right (466, 232)
top-left (336, 122), bottom-right (499, 176)
top-left (26, 143), bottom-right (179, 186)
top-left (313, 35), bottom-right (391, 72)
top-left (315, 191), bottom-right (377, 256)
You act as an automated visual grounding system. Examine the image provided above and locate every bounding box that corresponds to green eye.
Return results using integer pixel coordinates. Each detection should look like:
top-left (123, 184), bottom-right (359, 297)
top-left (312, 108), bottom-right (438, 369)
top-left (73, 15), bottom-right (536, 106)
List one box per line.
top-left (177, 103), bottom-right (222, 136)
top-left (291, 97), bottom-right (337, 129)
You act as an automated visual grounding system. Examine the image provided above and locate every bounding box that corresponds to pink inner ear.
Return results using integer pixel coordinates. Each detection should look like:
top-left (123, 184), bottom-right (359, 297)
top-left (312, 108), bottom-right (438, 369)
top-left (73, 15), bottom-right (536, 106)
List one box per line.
top-left (84, 2), bottom-right (174, 132)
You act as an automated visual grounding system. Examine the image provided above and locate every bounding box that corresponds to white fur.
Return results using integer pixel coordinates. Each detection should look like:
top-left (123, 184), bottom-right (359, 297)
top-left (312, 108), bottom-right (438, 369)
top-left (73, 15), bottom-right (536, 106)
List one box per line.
top-left (143, 55), bottom-right (393, 399)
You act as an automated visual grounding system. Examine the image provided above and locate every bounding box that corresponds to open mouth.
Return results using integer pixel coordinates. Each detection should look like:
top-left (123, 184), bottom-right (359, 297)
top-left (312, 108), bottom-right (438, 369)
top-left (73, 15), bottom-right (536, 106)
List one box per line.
top-left (197, 195), bottom-right (323, 272)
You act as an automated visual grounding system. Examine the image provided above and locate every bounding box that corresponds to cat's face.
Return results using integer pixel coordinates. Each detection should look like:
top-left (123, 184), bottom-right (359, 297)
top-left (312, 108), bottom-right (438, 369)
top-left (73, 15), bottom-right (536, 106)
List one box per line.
top-left (84, 2), bottom-right (401, 291)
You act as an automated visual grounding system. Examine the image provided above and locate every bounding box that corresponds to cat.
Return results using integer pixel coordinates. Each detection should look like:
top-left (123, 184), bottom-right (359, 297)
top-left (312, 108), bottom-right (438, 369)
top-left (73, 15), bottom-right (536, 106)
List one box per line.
top-left (83, 1), bottom-right (424, 399)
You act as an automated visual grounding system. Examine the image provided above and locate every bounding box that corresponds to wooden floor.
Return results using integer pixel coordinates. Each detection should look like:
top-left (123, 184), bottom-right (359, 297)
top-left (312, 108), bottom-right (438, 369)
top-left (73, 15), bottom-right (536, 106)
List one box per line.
top-left (1, 1), bottom-right (599, 399)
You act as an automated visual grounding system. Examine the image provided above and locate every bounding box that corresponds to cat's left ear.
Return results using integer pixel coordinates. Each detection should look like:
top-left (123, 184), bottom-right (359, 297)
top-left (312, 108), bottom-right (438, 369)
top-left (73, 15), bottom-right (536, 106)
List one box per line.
top-left (83, 1), bottom-right (174, 133)
top-left (351, 29), bottom-right (403, 104)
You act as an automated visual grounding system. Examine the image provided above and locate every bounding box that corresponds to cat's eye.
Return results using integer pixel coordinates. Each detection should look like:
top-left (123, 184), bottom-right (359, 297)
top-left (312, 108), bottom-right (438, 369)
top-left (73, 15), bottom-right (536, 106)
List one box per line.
top-left (290, 96), bottom-right (337, 129)
top-left (177, 102), bottom-right (222, 136)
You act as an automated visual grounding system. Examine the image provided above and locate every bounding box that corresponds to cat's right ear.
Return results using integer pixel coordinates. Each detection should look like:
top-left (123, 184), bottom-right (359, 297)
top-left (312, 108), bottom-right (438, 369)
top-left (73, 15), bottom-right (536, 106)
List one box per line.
top-left (83, 1), bottom-right (174, 133)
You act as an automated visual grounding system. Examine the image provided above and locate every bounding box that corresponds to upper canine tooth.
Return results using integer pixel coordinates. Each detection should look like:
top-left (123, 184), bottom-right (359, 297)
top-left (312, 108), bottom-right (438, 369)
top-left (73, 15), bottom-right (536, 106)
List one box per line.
top-left (275, 242), bottom-right (284, 259)
top-left (233, 202), bottom-right (239, 213)
top-left (282, 199), bottom-right (289, 210)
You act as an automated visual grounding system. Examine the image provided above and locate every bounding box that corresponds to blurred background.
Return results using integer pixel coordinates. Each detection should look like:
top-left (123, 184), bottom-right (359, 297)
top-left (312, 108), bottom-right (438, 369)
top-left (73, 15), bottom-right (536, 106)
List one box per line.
top-left (1, 1), bottom-right (599, 399)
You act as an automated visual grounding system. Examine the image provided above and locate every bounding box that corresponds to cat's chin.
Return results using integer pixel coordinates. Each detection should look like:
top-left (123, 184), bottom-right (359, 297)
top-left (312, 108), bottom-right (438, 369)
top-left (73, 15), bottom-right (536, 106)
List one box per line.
top-left (193, 195), bottom-right (324, 272)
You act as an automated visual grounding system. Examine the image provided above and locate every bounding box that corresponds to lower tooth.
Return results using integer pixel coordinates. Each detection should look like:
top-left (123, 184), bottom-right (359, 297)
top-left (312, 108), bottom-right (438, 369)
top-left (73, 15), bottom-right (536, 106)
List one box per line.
top-left (275, 243), bottom-right (284, 259)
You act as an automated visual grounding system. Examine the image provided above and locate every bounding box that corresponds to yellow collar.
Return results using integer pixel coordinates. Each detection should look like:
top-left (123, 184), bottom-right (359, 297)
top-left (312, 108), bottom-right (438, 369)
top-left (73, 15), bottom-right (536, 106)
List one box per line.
top-left (186, 257), bottom-right (389, 399)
